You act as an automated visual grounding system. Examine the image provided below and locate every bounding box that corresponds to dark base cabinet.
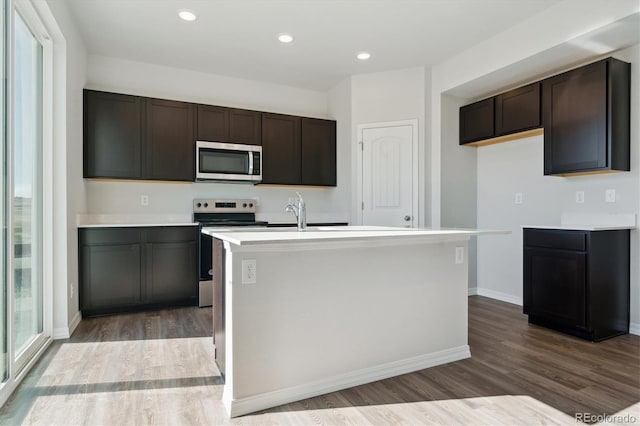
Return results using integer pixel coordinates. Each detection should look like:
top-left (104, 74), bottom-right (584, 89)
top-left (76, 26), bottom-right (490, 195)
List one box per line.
top-left (80, 226), bottom-right (198, 317)
top-left (523, 228), bottom-right (630, 341)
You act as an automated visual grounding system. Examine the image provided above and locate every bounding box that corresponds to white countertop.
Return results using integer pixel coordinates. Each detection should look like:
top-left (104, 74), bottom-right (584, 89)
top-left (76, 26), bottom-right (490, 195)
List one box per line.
top-left (523, 225), bottom-right (635, 231)
top-left (77, 214), bottom-right (197, 228)
top-left (523, 213), bottom-right (637, 231)
top-left (203, 225), bottom-right (508, 246)
top-left (79, 222), bottom-right (198, 228)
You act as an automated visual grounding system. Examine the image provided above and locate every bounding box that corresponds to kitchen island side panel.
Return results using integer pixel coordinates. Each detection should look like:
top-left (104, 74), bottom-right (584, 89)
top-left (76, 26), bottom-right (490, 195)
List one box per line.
top-left (222, 238), bottom-right (470, 415)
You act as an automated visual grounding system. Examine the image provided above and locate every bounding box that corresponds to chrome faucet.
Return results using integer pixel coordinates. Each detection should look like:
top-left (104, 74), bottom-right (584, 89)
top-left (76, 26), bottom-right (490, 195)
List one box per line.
top-left (285, 192), bottom-right (307, 231)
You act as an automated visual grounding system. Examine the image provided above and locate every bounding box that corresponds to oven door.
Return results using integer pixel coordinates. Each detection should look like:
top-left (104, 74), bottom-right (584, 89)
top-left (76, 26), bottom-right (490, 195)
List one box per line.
top-left (196, 141), bottom-right (262, 182)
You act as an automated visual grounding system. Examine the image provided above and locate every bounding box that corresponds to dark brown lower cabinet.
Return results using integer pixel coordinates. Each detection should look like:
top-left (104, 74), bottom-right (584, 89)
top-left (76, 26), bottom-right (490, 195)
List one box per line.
top-left (212, 238), bottom-right (226, 378)
top-left (80, 226), bottom-right (198, 317)
top-left (523, 228), bottom-right (630, 341)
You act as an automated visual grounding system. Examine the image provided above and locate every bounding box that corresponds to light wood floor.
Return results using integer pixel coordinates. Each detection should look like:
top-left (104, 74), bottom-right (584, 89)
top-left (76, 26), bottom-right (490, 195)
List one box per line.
top-left (1, 296), bottom-right (638, 425)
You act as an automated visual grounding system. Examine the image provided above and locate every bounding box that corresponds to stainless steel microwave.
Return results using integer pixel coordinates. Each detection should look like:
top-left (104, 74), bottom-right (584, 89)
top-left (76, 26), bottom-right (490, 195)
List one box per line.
top-left (196, 141), bottom-right (262, 183)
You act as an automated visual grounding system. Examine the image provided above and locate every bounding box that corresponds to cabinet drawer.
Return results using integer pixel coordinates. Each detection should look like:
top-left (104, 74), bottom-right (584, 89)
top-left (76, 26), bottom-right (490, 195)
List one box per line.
top-left (523, 229), bottom-right (586, 251)
top-left (80, 228), bottom-right (141, 245)
top-left (144, 226), bottom-right (198, 243)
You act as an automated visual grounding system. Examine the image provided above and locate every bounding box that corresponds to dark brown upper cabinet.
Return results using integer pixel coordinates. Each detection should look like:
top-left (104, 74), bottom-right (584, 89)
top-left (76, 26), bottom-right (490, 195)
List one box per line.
top-left (495, 82), bottom-right (541, 137)
top-left (301, 118), bottom-right (336, 186)
top-left (84, 90), bottom-right (143, 179)
top-left (543, 57), bottom-right (630, 176)
top-left (229, 108), bottom-right (262, 145)
top-left (145, 98), bottom-right (195, 181)
top-left (261, 113), bottom-right (302, 185)
top-left (84, 90), bottom-right (195, 181)
top-left (459, 98), bottom-right (494, 145)
top-left (196, 105), bottom-right (261, 146)
top-left (196, 104), bottom-right (230, 142)
top-left (85, 89), bottom-right (336, 185)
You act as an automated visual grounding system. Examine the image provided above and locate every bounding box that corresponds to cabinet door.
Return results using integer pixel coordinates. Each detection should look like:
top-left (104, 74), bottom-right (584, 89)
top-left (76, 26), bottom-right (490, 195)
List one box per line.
top-left (79, 229), bottom-right (142, 313)
top-left (301, 118), bottom-right (336, 186)
top-left (459, 98), bottom-right (494, 144)
top-left (495, 83), bottom-right (541, 136)
top-left (84, 90), bottom-right (143, 178)
top-left (543, 61), bottom-right (607, 174)
top-left (523, 247), bottom-right (586, 327)
top-left (229, 108), bottom-right (261, 145)
top-left (197, 104), bottom-right (229, 142)
top-left (261, 113), bottom-right (301, 184)
top-left (144, 227), bottom-right (198, 305)
top-left (145, 98), bottom-right (195, 181)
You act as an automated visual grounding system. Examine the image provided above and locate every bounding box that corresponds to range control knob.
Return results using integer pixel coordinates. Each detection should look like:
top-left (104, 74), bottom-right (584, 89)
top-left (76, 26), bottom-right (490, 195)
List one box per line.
top-left (243, 203), bottom-right (247, 208)
top-left (204, 202), bottom-right (209, 208)
top-left (196, 202), bottom-right (202, 208)
top-left (249, 203), bottom-right (254, 208)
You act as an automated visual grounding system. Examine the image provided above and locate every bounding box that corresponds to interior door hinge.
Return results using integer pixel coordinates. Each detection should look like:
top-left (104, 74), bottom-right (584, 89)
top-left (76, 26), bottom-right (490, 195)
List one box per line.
top-left (359, 141), bottom-right (363, 151)
top-left (361, 201), bottom-right (364, 210)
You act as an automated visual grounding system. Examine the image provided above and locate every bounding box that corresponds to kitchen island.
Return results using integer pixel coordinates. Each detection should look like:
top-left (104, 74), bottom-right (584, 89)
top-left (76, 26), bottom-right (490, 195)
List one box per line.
top-left (203, 226), bottom-right (505, 417)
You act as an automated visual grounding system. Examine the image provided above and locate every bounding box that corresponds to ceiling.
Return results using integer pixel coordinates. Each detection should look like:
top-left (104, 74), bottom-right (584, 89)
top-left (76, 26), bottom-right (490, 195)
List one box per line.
top-left (66, 0), bottom-right (564, 91)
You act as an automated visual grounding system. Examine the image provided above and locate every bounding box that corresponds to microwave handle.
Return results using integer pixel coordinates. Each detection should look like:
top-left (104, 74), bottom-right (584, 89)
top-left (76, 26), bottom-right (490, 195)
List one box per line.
top-left (248, 151), bottom-right (254, 175)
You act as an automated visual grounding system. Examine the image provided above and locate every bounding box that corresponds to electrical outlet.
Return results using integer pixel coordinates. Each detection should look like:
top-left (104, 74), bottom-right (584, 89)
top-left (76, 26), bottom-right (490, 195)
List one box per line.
top-left (69, 282), bottom-right (74, 299)
top-left (242, 259), bottom-right (257, 284)
top-left (575, 191), bottom-right (585, 204)
top-left (514, 192), bottom-right (523, 204)
top-left (455, 247), bottom-right (464, 264)
top-left (141, 195), bottom-right (149, 206)
top-left (605, 189), bottom-right (616, 203)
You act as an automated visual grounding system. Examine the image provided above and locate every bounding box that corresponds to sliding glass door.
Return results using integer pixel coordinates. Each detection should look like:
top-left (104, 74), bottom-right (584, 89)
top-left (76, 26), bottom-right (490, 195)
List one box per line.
top-left (13, 9), bottom-right (43, 363)
top-left (0, 0), bottom-right (7, 386)
top-left (0, 0), bottom-right (51, 404)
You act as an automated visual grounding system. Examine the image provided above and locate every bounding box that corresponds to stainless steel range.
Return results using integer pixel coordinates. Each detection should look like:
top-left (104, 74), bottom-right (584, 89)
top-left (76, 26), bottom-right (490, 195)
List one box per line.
top-left (193, 198), bottom-right (267, 307)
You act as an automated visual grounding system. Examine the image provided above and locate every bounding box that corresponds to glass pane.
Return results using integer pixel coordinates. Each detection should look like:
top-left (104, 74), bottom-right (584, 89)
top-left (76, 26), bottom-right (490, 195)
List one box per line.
top-left (0, 0), bottom-right (7, 383)
top-left (200, 149), bottom-right (249, 174)
top-left (13, 12), bottom-right (43, 355)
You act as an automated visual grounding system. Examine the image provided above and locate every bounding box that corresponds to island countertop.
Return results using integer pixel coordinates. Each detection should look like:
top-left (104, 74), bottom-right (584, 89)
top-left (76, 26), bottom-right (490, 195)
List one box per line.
top-left (202, 225), bottom-right (508, 246)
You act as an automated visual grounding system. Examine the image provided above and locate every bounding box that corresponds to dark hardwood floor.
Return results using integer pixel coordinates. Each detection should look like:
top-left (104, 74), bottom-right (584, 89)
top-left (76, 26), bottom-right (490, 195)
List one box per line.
top-left (0, 296), bottom-right (638, 425)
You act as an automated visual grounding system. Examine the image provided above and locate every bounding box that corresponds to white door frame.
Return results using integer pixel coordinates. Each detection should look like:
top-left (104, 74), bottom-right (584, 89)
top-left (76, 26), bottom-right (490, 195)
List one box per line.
top-left (356, 119), bottom-right (419, 227)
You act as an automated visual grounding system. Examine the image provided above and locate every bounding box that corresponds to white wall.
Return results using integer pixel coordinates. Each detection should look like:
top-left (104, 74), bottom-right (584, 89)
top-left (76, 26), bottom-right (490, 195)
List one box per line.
top-left (440, 94), bottom-right (477, 288)
top-left (42, 0), bottom-right (87, 337)
top-left (477, 44), bottom-right (640, 326)
top-left (84, 55), bottom-right (351, 224)
top-left (350, 67), bottom-right (426, 225)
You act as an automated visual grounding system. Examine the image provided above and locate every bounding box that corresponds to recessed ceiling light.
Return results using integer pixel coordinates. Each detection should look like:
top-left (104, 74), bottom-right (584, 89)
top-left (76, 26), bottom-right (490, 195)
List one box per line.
top-left (178, 9), bottom-right (197, 21)
top-left (357, 52), bottom-right (371, 61)
top-left (278, 33), bottom-right (294, 43)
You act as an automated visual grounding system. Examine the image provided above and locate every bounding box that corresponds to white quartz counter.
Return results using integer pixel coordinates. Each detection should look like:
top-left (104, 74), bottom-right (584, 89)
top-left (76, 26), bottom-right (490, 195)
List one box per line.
top-left (77, 214), bottom-right (197, 228)
top-left (523, 225), bottom-right (636, 231)
top-left (203, 225), bottom-right (507, 246)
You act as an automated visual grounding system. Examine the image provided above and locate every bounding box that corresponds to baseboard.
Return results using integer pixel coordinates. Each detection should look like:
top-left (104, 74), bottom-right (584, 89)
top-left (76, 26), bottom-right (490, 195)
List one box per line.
top-left (474, 288), bottom-right (523, 306)
top-left (225, 345), bottom-right (471, 417)
top-left (468, 287), bottom-right (478, 296)
top-left (52, 310), bottom-right (82, 339)
top-left (630, 322), bottom-right (640, 336)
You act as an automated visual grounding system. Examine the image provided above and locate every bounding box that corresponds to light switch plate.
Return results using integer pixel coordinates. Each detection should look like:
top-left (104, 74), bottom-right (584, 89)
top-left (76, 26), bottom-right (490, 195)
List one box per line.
top-left (605, 189), bottom-right (616, 203)
top-left (575, 191), bottom-right (584, 204)
top-left (515, 192), bottom-right (523, 204)
top-left (455, 247), bottom-right (464, 264)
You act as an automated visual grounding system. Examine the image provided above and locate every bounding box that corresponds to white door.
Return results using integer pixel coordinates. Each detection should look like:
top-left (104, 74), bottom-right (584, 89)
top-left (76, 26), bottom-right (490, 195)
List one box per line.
top-left (361, 123), bottom-right (416, 227)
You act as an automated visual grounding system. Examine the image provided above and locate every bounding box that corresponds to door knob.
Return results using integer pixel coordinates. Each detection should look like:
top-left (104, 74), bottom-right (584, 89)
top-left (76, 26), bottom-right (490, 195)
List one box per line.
top-left (404, 215), bottom-right (411, 221)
